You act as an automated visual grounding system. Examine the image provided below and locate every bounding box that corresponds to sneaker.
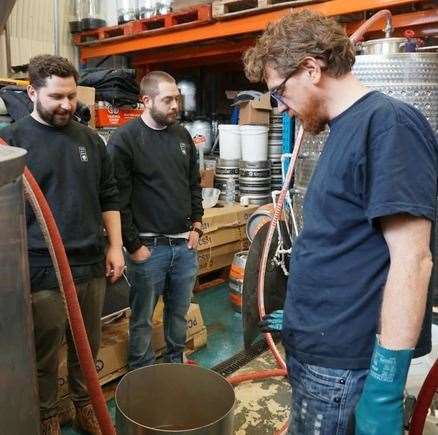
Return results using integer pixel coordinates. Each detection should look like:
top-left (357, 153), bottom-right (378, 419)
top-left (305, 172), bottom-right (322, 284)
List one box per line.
top-left (59, 399), bottom-right (76, 426)
top-left (40, 416), bottom-right (61, 435)
top-left (75, 403), bottom-right (102, 435)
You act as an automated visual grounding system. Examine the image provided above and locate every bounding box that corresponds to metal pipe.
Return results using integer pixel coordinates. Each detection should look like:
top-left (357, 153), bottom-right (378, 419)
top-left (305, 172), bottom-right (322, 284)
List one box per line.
top-left (53, 0), bottom-right (60, 55)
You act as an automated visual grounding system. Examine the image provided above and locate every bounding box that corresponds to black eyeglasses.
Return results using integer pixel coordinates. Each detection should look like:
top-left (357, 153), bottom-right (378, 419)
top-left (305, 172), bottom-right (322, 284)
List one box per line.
top-left (270, 70), bottom-right (296, 105)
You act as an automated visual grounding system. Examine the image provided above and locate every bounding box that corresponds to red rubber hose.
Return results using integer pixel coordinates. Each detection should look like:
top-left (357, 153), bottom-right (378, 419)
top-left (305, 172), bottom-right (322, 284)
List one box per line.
top-left (23, 166), bottom-right (115, 435)
top-left (409, 358), bottom-right (438, 434)
top-left (227, 369), bottom-right (287, 386)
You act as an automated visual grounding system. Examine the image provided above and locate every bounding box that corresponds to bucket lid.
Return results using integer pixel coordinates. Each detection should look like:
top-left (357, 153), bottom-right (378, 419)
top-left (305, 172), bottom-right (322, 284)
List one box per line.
top-left (219, 124), bottom-right (240, 131)
top-left (239, 125), bottom-right (269, 133)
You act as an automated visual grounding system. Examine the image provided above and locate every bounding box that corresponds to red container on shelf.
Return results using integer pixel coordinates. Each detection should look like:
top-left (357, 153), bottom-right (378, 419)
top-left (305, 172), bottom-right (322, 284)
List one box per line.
top-left (95, 106), bottom-right (143, 128)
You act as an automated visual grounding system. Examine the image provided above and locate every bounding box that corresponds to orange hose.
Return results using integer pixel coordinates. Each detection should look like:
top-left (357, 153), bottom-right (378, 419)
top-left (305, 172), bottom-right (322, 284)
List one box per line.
top-left (350, 9), bottom-right (393, 43)
top-left (227, 369), bottom-right (287, 386)
top-left (256, 126), bottom-right (305, 371)
top-left (23, 167), bottom-right (115, 435)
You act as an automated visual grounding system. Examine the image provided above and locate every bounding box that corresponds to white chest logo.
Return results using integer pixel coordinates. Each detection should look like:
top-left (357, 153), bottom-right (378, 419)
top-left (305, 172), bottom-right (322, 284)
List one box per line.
top-left (78, 146), bottom-right (88, 162)
top-left (179, 142), bottom-right (188, 155)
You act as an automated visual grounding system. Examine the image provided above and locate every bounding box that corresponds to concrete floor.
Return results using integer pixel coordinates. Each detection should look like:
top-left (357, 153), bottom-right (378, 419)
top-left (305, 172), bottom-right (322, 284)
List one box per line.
top-left (61, 284), bottom-right (437, 434)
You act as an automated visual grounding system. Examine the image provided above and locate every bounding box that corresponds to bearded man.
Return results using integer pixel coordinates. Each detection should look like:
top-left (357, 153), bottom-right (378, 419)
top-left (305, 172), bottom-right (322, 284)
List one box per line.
top-left (246, 10), bottom-right (438, 435)
top-left (108, 71), bottom-right (203, 369)
top-left (0, 54), bottom-right (124, 435)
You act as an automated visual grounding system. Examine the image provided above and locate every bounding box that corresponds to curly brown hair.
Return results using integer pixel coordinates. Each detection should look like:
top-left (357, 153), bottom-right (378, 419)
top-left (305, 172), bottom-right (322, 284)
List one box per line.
top-left (243, 10), bottom-right (355, 82)
top-left (28, 54), bottom-right (79, 89)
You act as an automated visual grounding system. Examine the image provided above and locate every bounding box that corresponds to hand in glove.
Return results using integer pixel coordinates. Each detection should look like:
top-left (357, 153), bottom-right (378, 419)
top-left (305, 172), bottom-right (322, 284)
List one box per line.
top-left (355, 339), bottom-right (413, 435)
top-left (259, 310), bottom-right (284, 333)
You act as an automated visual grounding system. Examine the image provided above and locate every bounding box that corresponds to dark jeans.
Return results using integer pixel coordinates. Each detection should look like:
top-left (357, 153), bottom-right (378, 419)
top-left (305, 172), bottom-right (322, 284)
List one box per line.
top-left (127, 238), bottom-right (198, 369)
top-left (31, 277), bottom-right (106, 419)
top-left (287, 355), bottom-right (369, 435)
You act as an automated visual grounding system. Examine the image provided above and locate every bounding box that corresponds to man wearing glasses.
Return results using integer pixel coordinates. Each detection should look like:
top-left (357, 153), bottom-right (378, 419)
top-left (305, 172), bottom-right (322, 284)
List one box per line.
top-left (245, 10), bottom-right (437, 435)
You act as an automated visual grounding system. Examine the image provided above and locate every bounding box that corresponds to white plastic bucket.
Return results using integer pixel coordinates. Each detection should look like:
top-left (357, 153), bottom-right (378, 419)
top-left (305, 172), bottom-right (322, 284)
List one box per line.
top-left (219, 125), bottom-right (241, 160)
top-left (239, 125), bottom-right (269, 161)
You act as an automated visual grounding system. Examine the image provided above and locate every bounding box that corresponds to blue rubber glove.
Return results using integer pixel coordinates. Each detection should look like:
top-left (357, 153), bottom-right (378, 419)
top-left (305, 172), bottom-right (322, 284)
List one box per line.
top-left (355, 340), bottom-right (413, 435)
top-left (259, 310), bottom-right (284, 333)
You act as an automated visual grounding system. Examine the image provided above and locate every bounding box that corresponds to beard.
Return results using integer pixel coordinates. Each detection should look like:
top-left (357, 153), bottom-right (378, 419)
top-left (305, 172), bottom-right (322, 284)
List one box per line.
top-left (36, 100), bottom-right (73, 127)
top-left (150, 103), bottom-right (178, 126)
top-left (295, 94), bottom-right (329, 135)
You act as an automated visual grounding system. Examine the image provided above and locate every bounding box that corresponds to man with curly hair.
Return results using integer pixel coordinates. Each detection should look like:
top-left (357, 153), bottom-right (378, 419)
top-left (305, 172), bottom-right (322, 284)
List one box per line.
top-left (246, 10), bottom-right (437, 435)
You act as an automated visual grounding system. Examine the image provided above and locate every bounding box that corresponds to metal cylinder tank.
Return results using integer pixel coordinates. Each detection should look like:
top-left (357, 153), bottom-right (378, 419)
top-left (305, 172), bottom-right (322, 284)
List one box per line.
top-left (115, 363), bottom-right (235, 434)
top-left (353, 40), bottom-right (438, 135)
top-left (0, 144), bottom-right (40, 434)
top-left (292, 40), bottom-right (438, 232)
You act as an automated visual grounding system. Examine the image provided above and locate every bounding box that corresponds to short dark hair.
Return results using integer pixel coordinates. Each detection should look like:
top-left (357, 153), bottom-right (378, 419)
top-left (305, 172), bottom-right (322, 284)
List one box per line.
top-left (140, 71), bottom-right (175, 97)
top-left (28, 54), bottom-right (79, 89)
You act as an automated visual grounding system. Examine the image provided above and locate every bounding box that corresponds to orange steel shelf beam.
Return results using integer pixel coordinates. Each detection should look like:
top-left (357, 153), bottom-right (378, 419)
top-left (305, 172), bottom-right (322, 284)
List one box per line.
top-left (80, 0), bottom-right (425, 60)
top-left (131, 38), bottom-right (254, 66)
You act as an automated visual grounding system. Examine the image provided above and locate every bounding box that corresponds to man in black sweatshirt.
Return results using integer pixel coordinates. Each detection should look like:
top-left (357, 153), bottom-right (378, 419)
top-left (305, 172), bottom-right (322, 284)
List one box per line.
top-left (108, 71), bottom-right (203, 369)
top-left (0, 55), bottom-right (124, 435)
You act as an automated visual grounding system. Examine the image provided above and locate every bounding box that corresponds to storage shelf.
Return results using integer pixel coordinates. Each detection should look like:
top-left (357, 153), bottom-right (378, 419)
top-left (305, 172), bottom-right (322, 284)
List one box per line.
top-left (78, 0), bottom-right (437, 66)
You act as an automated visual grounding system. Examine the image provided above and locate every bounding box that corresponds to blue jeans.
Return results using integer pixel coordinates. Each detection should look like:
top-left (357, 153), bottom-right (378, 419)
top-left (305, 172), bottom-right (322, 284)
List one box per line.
top-left (127, 238), bottom-right (198, 369)
top-left (287, 355), bottom-right (369, 435)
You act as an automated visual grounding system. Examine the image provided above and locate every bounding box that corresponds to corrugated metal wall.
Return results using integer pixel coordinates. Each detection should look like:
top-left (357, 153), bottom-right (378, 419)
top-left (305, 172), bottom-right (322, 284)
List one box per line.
top-left (6, 0), bottom-right (76, 68)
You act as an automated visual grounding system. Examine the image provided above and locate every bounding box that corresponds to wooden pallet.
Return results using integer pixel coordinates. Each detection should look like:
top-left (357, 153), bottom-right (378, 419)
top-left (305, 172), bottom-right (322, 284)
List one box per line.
top-left (73, 4), bottom-right (212, 45)
top-left (194, 266), bottom-right (230, 292)
top-left (212, 0), bottom-right (323, 19)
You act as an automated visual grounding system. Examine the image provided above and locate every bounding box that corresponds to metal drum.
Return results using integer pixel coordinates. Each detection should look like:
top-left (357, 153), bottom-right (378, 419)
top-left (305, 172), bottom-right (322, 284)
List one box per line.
top-left (271, 175), bottom-right (283, 191)
top-left (215, 159), bottom-right (239, 202)
top-left (246, 203), bottom-right (275, 242)
top-left (116, 364), bottom-right (235, 434)
top-left (239, 161), bottom-right (271, 205)
top-left (269, 108), bottom-right (283, 193)
top-left (0, 144), bottom-right (40, 433)
top-left (228, 251), bottom-right (248, 312)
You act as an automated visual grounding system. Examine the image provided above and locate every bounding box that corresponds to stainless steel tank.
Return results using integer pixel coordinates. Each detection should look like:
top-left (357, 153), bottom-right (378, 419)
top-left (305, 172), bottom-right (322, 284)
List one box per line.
top-left (115, 363), bottom-right (235, 434)
top-left (0, 144), bottom-right (40, 434)
top-left (353, 39), bottom-right (438, 134)
top-left (292, 39), bottom-right (438, 232)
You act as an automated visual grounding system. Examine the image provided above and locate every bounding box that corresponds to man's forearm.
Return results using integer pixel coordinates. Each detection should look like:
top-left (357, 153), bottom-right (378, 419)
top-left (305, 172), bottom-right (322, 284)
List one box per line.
top-left (380, 252), bottom-right (432, 350)
top-left (102, 210), bottom-right (123, 248)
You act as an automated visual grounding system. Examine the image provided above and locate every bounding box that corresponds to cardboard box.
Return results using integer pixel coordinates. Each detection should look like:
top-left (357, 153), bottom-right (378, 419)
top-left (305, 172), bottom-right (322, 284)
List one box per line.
top-left (95, 106), bottom-right (143, 128)
top-left (198, 239), bottom-right (249, 274)
top-left (201, 203), bottom-right (258, 234)
top-left (77, 86), bottom-right (96, 128)
top-left (58, 303), bottom-right (205, 397)
top-left (197, 224), bottom-right (245, 251)
top-left (152, 303), bottom-right (205, 353)
top-left (237, 92), bottom-right (272, 125)
top-left (200, 168), bottom-right (215, 188)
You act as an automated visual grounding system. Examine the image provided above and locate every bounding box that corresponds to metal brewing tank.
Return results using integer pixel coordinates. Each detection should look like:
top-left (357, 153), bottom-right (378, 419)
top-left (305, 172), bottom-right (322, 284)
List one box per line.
top-left (292, 39), bottom-right (438, 232)
top-left (0, 144), bottom-right (40, 433)
top-left (115, 363), bottom-right (235, 434)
